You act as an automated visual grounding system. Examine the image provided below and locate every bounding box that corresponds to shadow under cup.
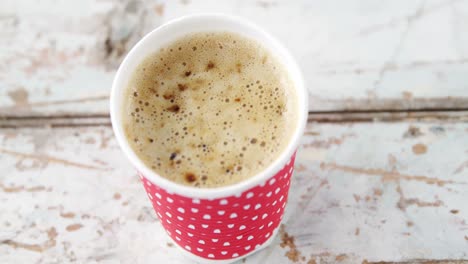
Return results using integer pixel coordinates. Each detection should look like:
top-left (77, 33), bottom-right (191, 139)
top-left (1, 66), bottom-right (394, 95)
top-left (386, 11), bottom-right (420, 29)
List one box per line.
top-left (110, 14), bottom-right (308, 263)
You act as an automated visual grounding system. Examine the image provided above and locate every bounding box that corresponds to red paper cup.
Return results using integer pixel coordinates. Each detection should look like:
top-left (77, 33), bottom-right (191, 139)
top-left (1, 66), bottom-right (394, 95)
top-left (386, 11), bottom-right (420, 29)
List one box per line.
top-left (110, 14), bottom-right (308, 263)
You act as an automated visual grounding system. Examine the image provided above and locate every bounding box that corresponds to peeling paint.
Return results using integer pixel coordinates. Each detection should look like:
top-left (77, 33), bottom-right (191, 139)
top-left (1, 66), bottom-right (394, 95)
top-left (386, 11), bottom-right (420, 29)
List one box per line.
top-left (279, 224), bottom-right (303, 262)
top-left (412, 143), bottom-right (427, 155)
top-left (7, 88), bottom-right (29, 108)
top-left (154, 4), bottom-right (165, 16)
top-left (320, 162), bottom-right (465, 186)
top-left (66, 224), bottom-right (83, 232)
top-left (403, 126), bottom-right (424, 138)
top-left (0, 148), bottom-right (110, 171)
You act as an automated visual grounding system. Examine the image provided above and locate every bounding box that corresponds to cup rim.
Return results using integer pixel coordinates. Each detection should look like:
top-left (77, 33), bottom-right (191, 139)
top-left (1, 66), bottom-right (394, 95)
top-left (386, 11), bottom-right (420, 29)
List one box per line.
top-left (110, 13), bottom-right (308, 199)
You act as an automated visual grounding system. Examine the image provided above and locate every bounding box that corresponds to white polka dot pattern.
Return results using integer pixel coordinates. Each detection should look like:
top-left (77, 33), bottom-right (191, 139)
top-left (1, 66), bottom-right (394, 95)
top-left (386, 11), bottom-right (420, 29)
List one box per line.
top-left (139, 153), bottom-right (297, 260)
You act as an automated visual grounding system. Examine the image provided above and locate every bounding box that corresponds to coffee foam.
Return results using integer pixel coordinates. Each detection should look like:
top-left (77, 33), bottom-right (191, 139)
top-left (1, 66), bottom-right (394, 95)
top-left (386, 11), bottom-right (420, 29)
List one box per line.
top-left (123, 32), bottom-right (297, 188)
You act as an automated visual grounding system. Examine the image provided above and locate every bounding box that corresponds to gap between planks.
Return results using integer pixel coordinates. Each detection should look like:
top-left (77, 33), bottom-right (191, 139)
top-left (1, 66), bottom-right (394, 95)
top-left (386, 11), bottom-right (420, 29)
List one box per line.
top-left (0, 110), bottom-right (467, 128)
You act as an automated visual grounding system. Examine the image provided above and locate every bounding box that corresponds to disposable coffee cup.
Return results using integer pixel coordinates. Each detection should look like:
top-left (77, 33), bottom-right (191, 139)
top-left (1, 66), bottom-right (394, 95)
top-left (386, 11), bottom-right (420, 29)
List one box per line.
top-left (110, 14), bottom-right (308, 263)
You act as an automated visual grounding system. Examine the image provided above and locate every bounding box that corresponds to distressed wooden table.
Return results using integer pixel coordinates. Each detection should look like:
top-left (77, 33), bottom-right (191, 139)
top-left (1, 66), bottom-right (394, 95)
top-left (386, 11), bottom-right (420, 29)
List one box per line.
top-left (1, 0), bottom-right (468, 263)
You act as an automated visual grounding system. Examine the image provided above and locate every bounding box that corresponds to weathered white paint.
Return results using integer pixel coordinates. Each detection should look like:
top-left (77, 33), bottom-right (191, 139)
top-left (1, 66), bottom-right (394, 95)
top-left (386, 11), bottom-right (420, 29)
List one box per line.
top-left (1, 0), bottom-right (467, 262)
top-left (1, 122), bottom-right (467, 263)
top-left (1, 0), bottom-right (468, 116)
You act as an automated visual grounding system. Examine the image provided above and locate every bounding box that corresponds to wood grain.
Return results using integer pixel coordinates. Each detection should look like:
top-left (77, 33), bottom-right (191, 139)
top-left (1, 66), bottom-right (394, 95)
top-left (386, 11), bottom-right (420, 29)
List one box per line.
top-left (1, 0), bottom-right (468, 117)
top-left (1, 0), bottom-right (467, 262)
top-left (1, 122), bottom-right (467, 263)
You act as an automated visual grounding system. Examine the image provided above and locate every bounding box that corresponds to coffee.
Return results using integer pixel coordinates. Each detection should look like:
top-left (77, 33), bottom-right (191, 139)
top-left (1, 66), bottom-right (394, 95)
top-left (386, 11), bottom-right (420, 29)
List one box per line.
top-left (123, 32), bottom-right (297, 188)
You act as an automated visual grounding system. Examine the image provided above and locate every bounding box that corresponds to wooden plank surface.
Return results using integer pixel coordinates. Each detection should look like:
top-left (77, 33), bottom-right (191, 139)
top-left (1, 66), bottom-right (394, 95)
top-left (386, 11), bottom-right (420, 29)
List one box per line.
top-left (2, 0), bottom-right (468, 263)
top-left (1, 121), bottom-right (467, 263)
top-left (1, 0), bottom-right (468, 117)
